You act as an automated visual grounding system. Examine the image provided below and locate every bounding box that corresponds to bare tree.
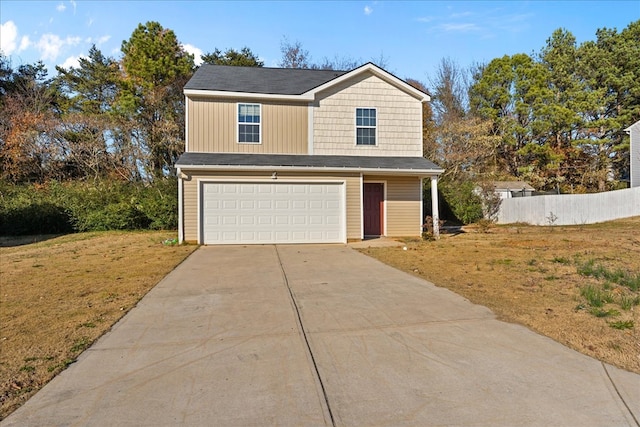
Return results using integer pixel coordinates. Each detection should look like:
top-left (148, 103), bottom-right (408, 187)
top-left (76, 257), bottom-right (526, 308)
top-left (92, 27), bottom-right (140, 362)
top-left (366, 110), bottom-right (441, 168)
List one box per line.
top-left (429, 57), bottom-right (468, 124)
top-left (279, 37), bottom-right (311, 69)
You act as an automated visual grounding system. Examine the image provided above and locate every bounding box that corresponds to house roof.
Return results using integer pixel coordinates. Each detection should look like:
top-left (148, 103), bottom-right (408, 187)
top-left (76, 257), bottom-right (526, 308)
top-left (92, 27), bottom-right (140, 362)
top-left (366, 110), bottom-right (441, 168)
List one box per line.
top-left (184, 63), bottom-right (430, 102)
top-left (175, 152), bottom-right (443, 175)
top-left (184, 65), bottom-right (347, 95)
top-left (491, 181), bottom-right (535, 191)
top-left (624, 120), bottom-right (640, 132)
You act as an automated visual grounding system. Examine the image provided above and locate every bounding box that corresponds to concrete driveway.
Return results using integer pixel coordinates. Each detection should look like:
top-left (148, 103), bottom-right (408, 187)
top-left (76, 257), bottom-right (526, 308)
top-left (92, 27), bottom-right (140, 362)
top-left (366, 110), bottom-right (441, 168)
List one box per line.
top-left (2, 245), bottom-right (638, 426)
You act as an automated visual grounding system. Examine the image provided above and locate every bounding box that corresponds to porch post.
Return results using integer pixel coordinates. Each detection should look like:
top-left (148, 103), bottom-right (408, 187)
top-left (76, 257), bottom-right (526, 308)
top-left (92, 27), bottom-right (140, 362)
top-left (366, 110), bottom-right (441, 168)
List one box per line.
top-left (177, 168), bottom-right (184, 244)
top-left (430, 175), bottom-right (440, 239)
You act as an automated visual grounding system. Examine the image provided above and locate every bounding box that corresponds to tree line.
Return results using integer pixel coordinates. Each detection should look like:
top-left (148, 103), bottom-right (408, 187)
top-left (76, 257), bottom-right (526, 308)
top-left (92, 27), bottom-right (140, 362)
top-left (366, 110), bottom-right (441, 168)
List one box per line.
top-left (0, 20), bottom-right (638, 232)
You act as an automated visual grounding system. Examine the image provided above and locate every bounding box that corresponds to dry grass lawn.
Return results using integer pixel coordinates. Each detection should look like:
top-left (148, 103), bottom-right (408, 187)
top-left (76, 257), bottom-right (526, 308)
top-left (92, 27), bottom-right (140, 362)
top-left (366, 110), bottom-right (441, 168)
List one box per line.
top-left (0, 231), bottom-right (196, 420)
top-left (359, 217), bottom-right (640, 374)
top-left (1, 220), bottom-right (638, 420)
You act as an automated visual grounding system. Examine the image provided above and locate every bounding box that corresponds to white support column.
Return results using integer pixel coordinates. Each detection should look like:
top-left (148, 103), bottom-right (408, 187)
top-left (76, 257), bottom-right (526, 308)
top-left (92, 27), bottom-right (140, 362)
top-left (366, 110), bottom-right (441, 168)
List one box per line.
top-left (420, 177), bottom-right (424, 235)
top-left (431, 175), bottom-right (440, 239)
top-left (177, 168), bottom-right (184, 244)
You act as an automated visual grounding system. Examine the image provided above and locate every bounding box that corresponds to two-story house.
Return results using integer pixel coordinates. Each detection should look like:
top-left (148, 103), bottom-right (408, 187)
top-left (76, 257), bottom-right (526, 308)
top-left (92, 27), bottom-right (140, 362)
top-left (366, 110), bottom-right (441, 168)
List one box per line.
top-left (175, 63), bottom-right (443, 244)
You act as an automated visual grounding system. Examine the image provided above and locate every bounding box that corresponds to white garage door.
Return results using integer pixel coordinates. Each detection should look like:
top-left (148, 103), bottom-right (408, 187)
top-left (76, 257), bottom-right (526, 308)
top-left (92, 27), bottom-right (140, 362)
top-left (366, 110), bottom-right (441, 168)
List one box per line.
top-left (201, 181), bottom-right (345, 244)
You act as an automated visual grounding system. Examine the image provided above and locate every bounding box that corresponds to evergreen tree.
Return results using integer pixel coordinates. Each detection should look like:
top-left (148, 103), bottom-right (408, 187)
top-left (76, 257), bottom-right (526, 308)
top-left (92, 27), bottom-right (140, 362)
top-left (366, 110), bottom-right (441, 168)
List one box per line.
top-left (120, 21), bottom-right (195, 178)
top-left (201, 47), bottom-right (263, 67)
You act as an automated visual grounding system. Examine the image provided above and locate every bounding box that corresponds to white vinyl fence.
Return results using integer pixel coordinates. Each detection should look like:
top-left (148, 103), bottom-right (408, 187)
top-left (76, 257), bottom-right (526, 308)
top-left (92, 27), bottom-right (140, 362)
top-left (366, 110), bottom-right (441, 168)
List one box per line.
top-left (497, 187), bottom-right (640, 225)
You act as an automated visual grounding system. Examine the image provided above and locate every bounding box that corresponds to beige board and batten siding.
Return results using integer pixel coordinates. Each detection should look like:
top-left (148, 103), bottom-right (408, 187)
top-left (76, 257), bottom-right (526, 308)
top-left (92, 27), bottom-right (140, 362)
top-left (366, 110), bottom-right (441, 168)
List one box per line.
top-left (186, 97), bottom-right (308, 154)
top-left (313, 73), bottom-right (423, 157)
top-left (181, 171), bottom-right (362, 243)
top-left (366, 175), bottom-right (422, 236)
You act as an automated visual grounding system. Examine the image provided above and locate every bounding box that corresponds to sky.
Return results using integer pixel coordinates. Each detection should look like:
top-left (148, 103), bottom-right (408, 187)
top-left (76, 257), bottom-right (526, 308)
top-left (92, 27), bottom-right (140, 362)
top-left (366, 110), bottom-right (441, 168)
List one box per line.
top-left (1, 1), bottom-right (638, 83)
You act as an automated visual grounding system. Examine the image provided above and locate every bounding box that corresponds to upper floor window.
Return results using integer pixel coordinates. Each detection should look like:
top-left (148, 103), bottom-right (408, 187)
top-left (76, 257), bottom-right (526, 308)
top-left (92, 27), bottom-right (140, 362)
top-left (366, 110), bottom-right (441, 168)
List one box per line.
top-left (356, 108), bottom-right (376, 146)
top-left (238, 103), bottom-right (261, 143)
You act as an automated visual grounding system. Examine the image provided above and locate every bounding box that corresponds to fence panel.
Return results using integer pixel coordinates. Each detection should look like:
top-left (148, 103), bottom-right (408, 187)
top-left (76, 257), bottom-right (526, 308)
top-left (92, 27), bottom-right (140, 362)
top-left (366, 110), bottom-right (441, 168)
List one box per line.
top-left (497, 187), bottom-right (640, 225)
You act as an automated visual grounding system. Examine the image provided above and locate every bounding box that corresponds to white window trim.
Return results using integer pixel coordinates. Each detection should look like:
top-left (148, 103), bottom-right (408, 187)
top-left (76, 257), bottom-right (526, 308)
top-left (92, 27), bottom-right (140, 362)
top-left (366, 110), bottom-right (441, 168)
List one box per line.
top-left (237, 103), bottom-right (262, 144)
top-left (355, 107), bottom-right (377, 146)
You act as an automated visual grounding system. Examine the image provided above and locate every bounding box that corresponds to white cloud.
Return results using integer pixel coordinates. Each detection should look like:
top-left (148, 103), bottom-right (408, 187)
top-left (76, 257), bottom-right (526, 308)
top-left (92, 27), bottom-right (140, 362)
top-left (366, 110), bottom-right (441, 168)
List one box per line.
top-left (438, 23), bottom-right (480, 32)
top-left (57, 2), bottom-right (66, 12)
top-left (59, 54), bottom-right (85, 69)
top-left (19, 35), bottom-right (30, 52)
top-left (70, 0), bottom-right (77, 14)
top-left (183, 43), bottom-right (203, 66)
top-left (364, 5), bottom-right (373, 15)
top-left (97, 35), bottom-right (111, 45)
top-left (66, 36), bottom-right (81, 46)
top-left (35, 34), bottom-right (81, 61)
top-left (37, 34), bottom-right (64, 60)
top-left (416, 16), bottom-right (435, 23)
top-left (1, 20), bottom-right (18, 54)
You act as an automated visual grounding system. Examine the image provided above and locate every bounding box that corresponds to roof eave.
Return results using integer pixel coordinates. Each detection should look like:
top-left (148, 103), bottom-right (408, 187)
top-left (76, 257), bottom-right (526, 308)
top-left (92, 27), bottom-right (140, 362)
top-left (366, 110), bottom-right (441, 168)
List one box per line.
top-left (176, 164), bottom-right (444, 176)
top-left (184, 89), bottom-right (314, 102)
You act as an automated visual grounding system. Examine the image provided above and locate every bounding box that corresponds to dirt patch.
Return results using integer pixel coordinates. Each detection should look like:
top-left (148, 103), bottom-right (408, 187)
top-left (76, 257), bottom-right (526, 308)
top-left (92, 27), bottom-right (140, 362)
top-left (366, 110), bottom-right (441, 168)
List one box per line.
top-left (358, 217), bottom-right (640, 374)
top-left (0, 231), bottom-right (197, 420)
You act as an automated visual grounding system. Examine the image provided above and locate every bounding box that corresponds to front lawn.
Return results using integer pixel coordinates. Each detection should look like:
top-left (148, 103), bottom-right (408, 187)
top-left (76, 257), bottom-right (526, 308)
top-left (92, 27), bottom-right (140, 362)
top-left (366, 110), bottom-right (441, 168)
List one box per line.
top-left (0, 231), bottom-right (197, 420)
top-left (359, 217), bottom-right (640, 374)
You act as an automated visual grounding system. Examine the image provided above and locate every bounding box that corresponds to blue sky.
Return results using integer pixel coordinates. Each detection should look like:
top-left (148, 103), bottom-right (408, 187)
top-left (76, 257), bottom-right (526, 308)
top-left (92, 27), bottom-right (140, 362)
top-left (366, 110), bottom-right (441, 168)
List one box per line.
top-left (1, 1), bottom-right (638, 83)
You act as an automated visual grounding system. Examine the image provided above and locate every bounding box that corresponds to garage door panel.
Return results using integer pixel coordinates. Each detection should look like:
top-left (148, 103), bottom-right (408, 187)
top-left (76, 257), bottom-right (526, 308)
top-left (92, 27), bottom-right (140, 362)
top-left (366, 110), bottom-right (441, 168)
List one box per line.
top-left (275, 200), bottom-right (289, 209)
top-left (275, 215), bottom-right (289, 225)
top-left (326, 215), bottom-right (339, 225)
top-left (201, 182), bottom-right (344, 244)
top-left (258, 216), bottom-right (272, 225)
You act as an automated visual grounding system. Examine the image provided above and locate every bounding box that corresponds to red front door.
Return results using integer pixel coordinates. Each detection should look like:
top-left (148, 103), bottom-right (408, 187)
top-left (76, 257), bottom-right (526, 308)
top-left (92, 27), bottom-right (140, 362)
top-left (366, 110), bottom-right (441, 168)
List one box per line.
top-left (363, 183), bottom-right (384, 236)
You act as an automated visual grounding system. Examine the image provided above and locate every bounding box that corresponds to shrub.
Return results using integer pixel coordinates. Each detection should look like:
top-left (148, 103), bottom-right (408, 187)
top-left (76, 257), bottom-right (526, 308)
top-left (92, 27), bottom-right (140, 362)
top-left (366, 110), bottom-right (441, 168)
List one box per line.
top-left (138, 177), bottom-right (178, 230)
top-left (79, 202), bottom-right (150, 231)
top-left (0, 202), bottom-right (73, 235)
top-left (439, 179), bottom-right (483, 225)
top-left (0, 178), bottom-right (177, 235)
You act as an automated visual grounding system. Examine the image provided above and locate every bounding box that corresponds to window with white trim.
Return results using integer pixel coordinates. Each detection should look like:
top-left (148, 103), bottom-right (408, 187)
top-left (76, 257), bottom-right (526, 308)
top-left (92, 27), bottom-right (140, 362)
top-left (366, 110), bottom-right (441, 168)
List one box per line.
top-left (238, 103), bottom-right (261, 143)
top-left (356, 108), bottom-right (376, 145)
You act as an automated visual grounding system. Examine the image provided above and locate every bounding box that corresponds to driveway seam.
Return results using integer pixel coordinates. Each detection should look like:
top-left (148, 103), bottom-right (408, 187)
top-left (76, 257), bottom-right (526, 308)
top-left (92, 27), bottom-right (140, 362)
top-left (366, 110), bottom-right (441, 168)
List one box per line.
top-left (274, 245), bottom-right (336, 427)
top-left (601, 362), bottom-right (640, 426)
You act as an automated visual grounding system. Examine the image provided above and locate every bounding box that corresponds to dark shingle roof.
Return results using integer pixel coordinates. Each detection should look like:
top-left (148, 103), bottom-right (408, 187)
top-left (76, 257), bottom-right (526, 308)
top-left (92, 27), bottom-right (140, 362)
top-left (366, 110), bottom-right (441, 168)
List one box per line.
top-left (176, 152), bottom-right (442, 173)
top-left (184, 65), bottom-right (348, 95)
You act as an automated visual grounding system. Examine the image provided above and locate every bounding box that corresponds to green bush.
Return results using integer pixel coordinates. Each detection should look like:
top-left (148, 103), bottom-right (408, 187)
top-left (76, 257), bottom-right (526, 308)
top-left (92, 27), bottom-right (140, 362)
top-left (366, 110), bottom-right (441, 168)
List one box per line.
top-left (138, 177), bottom-right (178, 230)
top-left (0, 202), bottom-right (73, 235)
top-left (439, 179), bottom-right (483, 225)
top-left (0, 178), bottom-right (177, 235)
top-left (78, 202), bottom-right (150, 231)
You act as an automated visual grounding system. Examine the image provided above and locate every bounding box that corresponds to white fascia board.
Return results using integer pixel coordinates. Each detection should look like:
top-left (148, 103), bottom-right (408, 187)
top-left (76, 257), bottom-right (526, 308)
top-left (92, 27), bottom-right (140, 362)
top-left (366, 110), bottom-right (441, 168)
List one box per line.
top-left (179, 164), bottom-right (444, 176)
top-left (306, 63), bottom-right (430, 102)
top-left (184, 89), bottom-right (314, 102)
top-left (625, 120), bottom-right (640, 132)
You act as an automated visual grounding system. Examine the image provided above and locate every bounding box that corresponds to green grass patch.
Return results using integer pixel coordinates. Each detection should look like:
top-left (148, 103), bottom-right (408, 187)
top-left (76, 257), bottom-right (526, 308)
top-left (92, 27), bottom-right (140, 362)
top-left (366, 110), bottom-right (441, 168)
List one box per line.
top-left (577, 259), bottom-right (640, 291)
top-left (619, 294), bottom-right (640, 310)
top-left (70, 336), bottom-right (91, 353)
top-left (609, 320), bottom-right (634, 330)
top-left (579, 285), bottom-right (611, 308)
top-left (589, 308), bottom-right (620, 318)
